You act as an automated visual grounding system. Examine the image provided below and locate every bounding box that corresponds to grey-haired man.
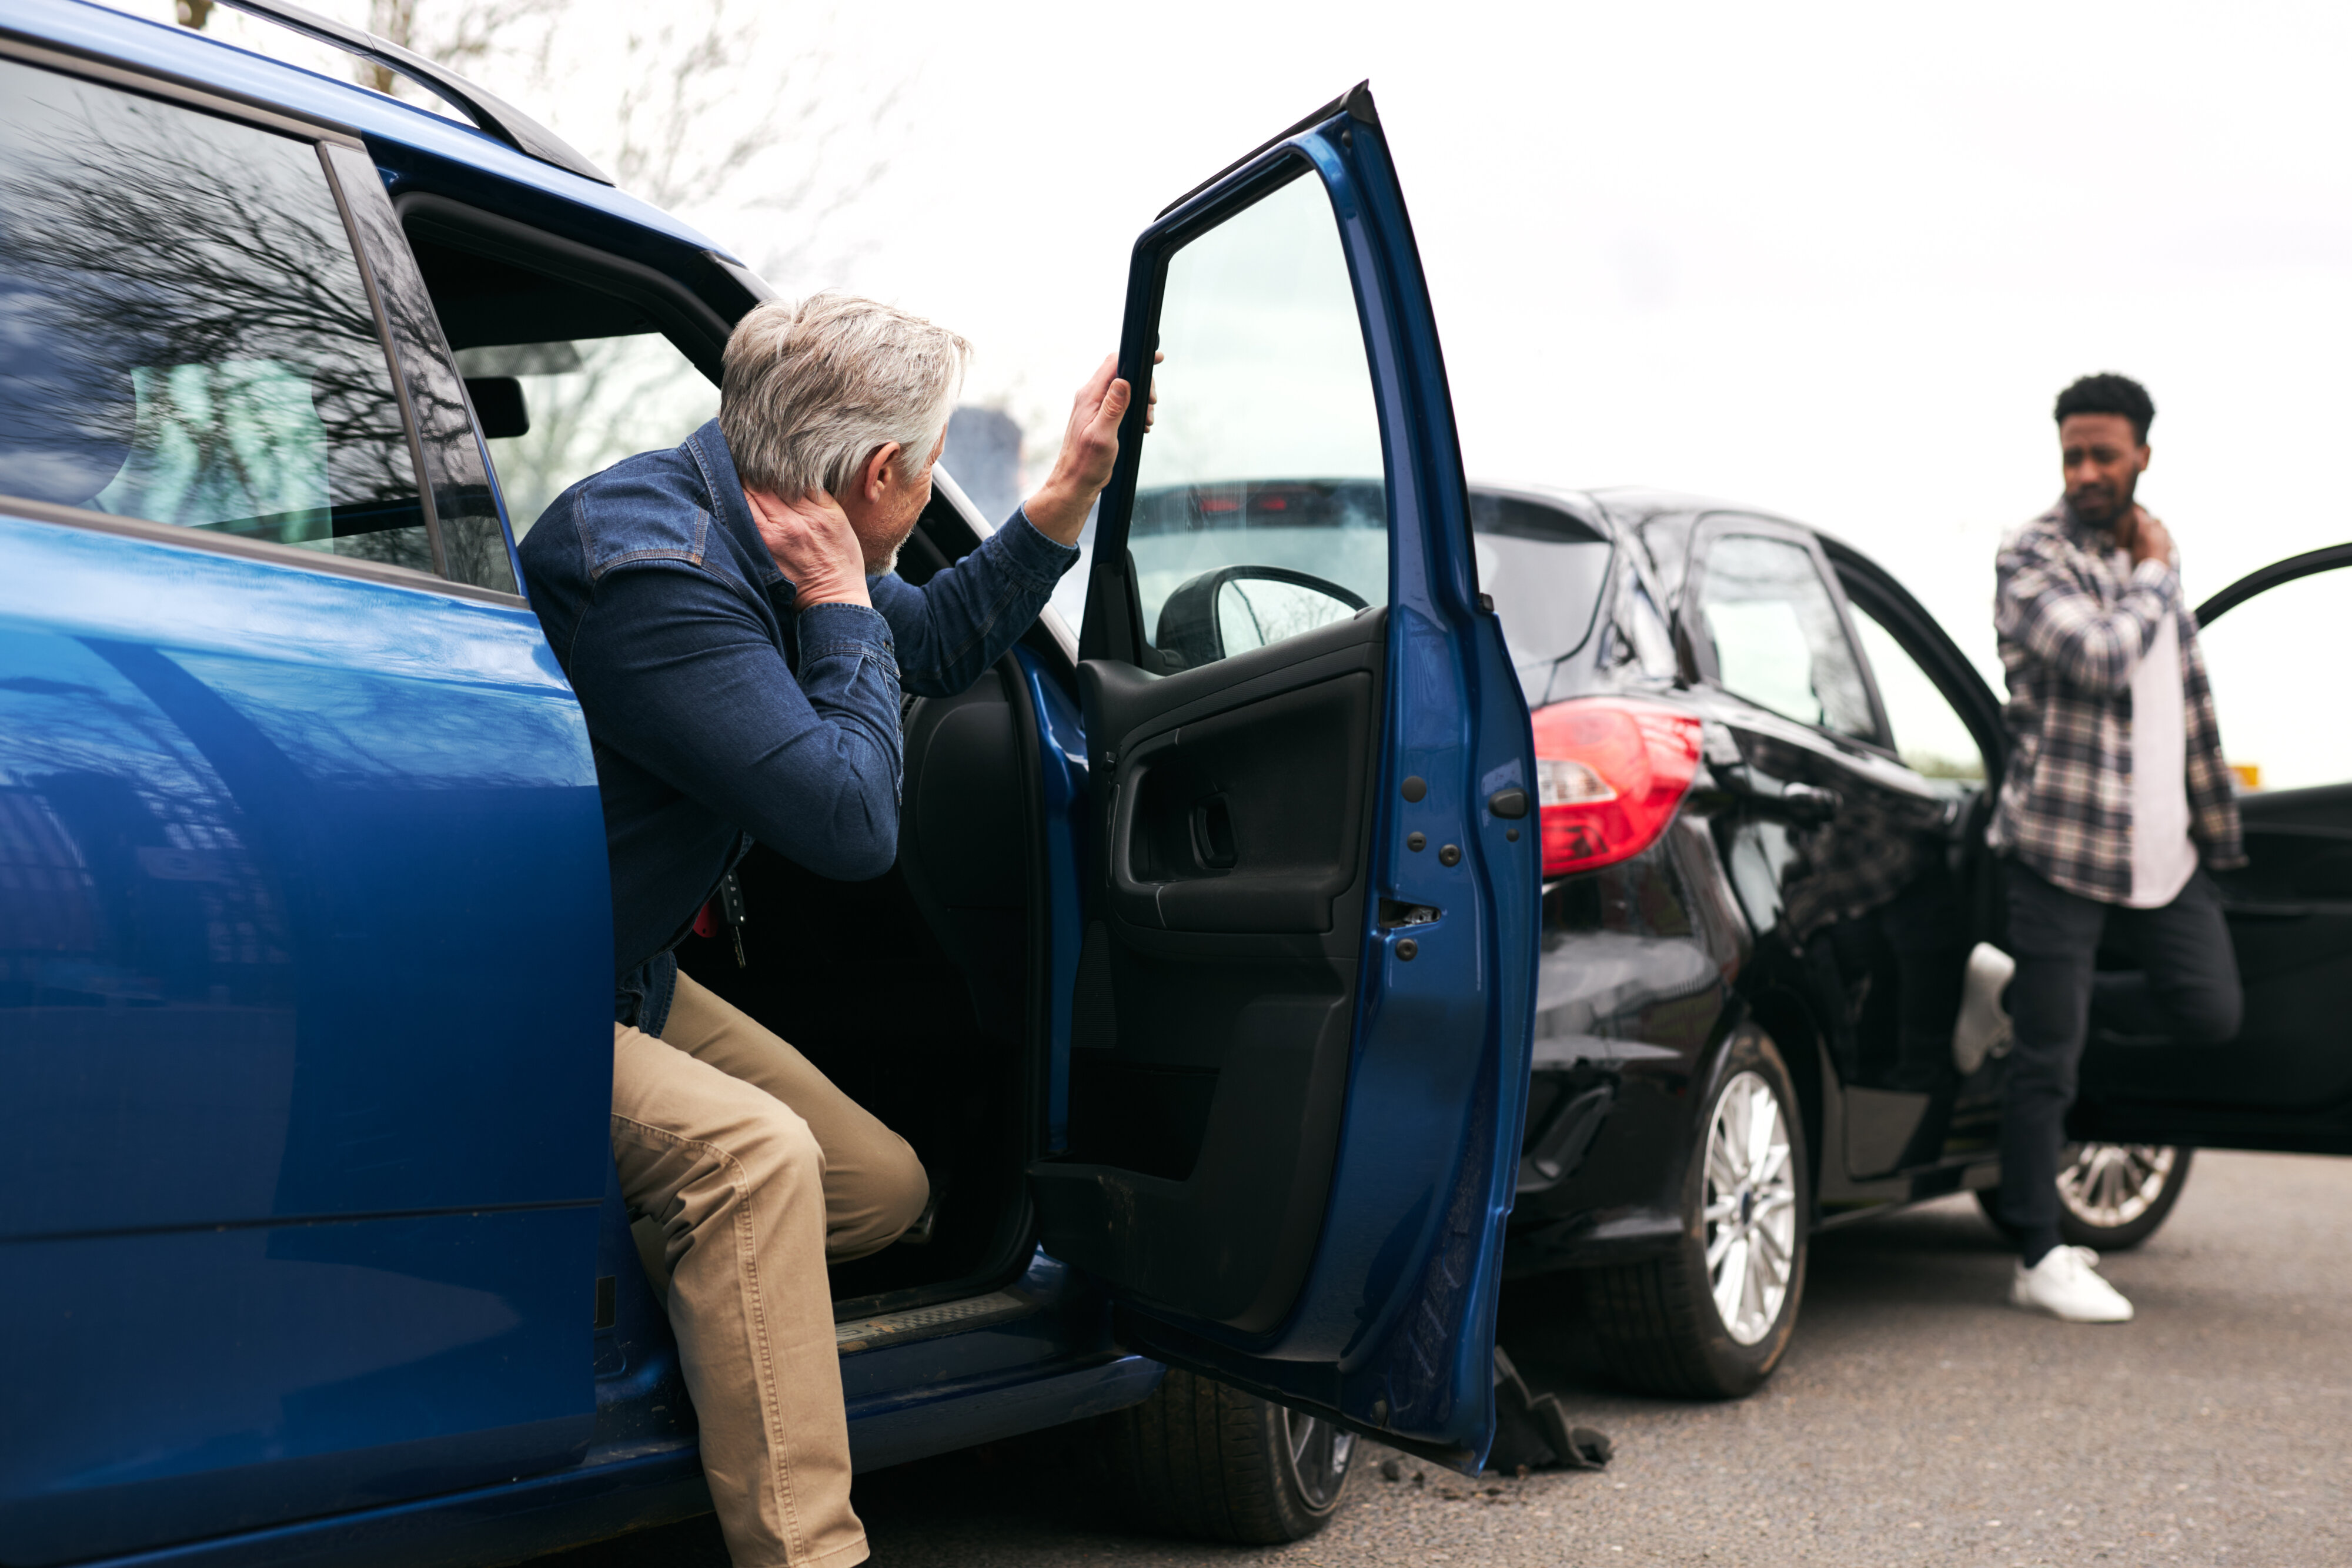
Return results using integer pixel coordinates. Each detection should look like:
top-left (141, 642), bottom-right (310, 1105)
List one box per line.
top-left (519, 294), bottom-right (1136, 1567)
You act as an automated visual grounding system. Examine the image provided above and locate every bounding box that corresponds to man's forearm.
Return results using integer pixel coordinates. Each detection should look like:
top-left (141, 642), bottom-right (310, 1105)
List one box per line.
top-left (876, 509), bottom-right (1078, 696)
top-left (1021, 477), bottom-right (1093, 546)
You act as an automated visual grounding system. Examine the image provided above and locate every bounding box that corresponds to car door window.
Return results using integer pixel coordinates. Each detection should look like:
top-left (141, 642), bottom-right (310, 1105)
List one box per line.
top-left (453, 333), bottom-right (717, 540)
top-left (1697, 533), bottom-right (1876, 740)
top-left (0, 60), bottom-right (430, 570)
top-left (1849, 604), bottom-right (1987, 781)
top-left (1128, 169), bottom-right (1386, 670)
top-left (2197, 567), bottom-right (2352, 792)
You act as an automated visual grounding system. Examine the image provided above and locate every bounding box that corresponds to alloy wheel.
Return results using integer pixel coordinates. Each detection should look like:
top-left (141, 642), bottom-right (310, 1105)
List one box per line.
top-left (1278, 1407), bottom-right (1355, 1511)
top-left (1702, 1071), bottom-right (1799, 1346)
top-left (2056, 1143), bottom-right (2177, 1230)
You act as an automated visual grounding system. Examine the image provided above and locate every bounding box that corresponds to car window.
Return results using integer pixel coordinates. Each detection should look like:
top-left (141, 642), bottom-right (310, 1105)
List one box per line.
top-left (1472, 493), bottom-right (1612, 701)
top-left (409, 230), bottom-right (719, 541)
top-left (1696, 532), bottom-right (1876, 740)
top-left (454, 335), bottom-right (717, 540)
top-left (0, 60), bottom-right (430, 570)
top-left (1848, 600), bottom-right (1987, 781)
top-left (2199, 566), bottom-right (2352, 792)
top-left (1128, 168), bottom-right (1387, 671)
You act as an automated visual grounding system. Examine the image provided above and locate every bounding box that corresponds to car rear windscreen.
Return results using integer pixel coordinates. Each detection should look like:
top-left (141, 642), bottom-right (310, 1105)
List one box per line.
top-left (1472, 493), bottom-right (1612, 698)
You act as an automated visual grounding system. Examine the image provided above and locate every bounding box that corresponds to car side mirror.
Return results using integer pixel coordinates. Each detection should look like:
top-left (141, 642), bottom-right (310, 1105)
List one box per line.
top-left (1152, 565), bottom-right (1369, 671)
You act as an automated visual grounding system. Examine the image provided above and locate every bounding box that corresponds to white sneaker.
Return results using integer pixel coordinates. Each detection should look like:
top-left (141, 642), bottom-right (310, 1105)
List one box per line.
top-left (2012, 1245), bottom-right (2134, 1323)
top-left (1953, 942), bottom-right (2016, 1075)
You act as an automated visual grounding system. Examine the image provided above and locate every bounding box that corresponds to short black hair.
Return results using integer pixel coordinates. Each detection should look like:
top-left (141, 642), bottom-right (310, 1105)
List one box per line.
top-left (2054, 373), bottom-right (2154, 445)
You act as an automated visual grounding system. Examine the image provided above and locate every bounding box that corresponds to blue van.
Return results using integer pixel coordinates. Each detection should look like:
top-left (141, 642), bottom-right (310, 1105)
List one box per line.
top-left (0, 2), bottom-right (1539, 1561)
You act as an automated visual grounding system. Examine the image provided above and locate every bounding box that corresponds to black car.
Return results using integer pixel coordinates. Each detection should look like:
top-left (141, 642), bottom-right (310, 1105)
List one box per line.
top-left (1466, 483), bottom-right (2352, 1398)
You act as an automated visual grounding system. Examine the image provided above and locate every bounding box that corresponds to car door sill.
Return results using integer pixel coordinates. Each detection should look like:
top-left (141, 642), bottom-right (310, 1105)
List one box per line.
top-left (834, 1289), bottom-right (1040, 1355)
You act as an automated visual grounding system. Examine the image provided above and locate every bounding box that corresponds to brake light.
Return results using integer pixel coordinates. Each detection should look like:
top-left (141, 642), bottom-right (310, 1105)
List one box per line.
top-left (1530, 698), bottom-right (1703, 876)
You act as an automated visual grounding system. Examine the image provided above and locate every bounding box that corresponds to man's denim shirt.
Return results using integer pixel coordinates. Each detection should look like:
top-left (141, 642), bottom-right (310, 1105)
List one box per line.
top-left (518, 418), bottom-right (1077, 1036)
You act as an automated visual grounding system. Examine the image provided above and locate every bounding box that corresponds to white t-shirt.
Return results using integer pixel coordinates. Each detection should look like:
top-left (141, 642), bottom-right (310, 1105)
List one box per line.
top-left (2120, 561), bottom-right (2199, 908)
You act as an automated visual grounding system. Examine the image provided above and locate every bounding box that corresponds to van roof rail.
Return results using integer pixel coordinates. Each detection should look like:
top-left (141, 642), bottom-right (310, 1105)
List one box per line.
top-left (211, 0), bottom-right (611, 186)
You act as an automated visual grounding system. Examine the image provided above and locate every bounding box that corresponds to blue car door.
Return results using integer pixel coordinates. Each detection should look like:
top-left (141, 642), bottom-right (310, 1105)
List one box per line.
top-left (0, 49), bottom-right (610, 1561)
top-left (1031, 84), bottom-right (1539, 1469)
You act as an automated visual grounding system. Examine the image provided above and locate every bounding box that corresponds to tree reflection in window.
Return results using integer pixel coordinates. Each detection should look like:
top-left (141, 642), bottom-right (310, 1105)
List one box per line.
top-left (0, 59), bottom-right (430, 571)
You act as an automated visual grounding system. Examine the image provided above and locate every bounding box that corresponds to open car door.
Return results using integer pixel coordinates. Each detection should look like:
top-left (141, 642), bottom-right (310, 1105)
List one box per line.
top-left (1028, 85), bottom-right (1538, 1469)
top-left (2073, 543), bottom-right (2352, 1154)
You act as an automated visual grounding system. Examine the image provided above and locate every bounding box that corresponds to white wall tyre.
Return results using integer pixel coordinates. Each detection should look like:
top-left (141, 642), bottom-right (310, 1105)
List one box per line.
top-left (1585, 1030), bottom-right (1809, 1399)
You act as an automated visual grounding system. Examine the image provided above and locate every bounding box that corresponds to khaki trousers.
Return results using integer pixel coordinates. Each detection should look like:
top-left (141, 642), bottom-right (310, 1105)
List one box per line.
top-left (612, 970), bottom-right (928, 1568)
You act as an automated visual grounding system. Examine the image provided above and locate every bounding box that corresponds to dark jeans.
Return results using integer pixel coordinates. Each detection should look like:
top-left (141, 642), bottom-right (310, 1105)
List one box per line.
top-left (1998, 862), bottom-right (2243, 1265)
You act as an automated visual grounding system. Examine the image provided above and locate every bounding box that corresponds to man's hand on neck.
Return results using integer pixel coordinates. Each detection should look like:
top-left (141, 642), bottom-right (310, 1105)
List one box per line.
top-left (743, 487), bottom-right (872, 609)
top-left (2122, 506), bottom-right (2174, 569)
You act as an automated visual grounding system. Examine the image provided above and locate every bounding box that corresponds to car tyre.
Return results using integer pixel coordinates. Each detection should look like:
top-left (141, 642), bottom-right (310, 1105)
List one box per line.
top-left (1976, 1143), bottom-right (2193, 1252)
top-left (1586, 1029), bottom-right (1808, 1399)
top-left (1086, 1368), bottom-right (1357, 1543)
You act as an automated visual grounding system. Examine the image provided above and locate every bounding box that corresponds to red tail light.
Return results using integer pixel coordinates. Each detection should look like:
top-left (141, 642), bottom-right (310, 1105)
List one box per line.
top-left (1530, 698), bottom-right (1703, 876)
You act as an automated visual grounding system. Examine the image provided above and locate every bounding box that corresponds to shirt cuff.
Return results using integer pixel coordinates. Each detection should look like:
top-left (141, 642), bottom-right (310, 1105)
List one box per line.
top-left (997, 506), bottom-right (1084, 584)
top-left (796, 599), bottom-right (896, 660)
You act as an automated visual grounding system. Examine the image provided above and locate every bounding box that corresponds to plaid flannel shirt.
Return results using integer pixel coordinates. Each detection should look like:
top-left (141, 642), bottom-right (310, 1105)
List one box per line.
top-left (1989, 500), bottom-right (2244, 904)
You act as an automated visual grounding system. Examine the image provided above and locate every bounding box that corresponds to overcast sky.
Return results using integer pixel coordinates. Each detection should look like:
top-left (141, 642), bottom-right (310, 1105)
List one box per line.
top-left (831, 0), bottom-right (2352, 784)
top-left (99, 0), bottom-right (2352, 775)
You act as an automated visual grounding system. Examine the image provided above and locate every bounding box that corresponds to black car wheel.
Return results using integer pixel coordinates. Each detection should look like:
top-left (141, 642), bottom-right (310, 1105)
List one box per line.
top-left (1586, 1029), bottom-right (1809, 1399)
top-left (1977, 1143), bottom-right (2193, 1252)
top-left (1087, 1368), bottom-right (1357, 1543)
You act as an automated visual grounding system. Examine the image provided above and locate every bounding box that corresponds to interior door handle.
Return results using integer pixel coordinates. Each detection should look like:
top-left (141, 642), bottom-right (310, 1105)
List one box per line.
top-left (1108, 730), bottom-right (1181, 928)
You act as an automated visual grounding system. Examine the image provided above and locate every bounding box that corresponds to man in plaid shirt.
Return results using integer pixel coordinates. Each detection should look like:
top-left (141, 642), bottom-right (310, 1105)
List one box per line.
top-left (1989, 373), bottom-right (2244, 1324)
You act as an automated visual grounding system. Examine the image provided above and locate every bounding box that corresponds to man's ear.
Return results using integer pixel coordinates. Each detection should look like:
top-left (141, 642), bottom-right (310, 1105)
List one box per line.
top-left (861, 442), bottom-right (904, 503)
top-left (2137, 443), bottom-right (2153, 474)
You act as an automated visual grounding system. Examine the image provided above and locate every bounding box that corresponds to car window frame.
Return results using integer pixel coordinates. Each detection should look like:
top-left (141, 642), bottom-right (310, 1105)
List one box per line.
top-left (1679, 511), bottom-right (1896, 753)
top-left (0, 36), bottom-right (522, 605)
top-left (1080, 147), bottom-right (1395, 667)
top-left (1823, 534), bottom-right (2009, 786)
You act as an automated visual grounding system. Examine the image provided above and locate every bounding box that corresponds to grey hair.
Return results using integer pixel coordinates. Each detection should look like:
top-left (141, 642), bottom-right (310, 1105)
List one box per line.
top-left (720, 292), bottom-right (972, 497)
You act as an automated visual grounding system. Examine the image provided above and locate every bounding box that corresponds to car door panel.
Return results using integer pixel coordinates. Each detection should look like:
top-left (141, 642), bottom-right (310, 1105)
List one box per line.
top-left (1095, 613), bottom-right (1379, 935)
top-left (1042, 612), bottom-right (1382, 1333)
top-left (1682, 520), bottom-right (1967, 1184)
top-left (1032, 86), bottom-right (1536, 1468)
top-left (0, 55), bottom-right (611, 1555)
top-left (0, 523), bottom-right (612, 1560)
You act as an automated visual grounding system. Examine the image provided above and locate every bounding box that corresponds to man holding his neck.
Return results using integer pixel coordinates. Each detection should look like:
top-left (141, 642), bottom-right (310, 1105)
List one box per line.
top-left (519, 293), bottom-right (1137, 1567)
top-left (1990, 372), bottom-right (2244, 1325)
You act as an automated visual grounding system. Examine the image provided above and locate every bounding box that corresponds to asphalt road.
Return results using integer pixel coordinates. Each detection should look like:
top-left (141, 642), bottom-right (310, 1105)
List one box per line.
top-left (543, 1151), bottom-right (2351, 1567)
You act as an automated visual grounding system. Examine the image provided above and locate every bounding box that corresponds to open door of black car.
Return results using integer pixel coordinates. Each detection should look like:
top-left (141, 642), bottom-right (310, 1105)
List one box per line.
top-left (2073, 543), bottom-right (2352, 1153)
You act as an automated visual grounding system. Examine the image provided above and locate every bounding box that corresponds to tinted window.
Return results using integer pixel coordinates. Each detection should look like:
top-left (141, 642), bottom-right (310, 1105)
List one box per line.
top-left (1472, 492), bottom-right (1612, 700)
top-left (1697, 533), bottom-right (1875, 740)
top-left (1127, 168), bottom-right (1386, 670)
top-left (1849, 601), bottom-right (1986, 781)
top-left (0, 62), bottom-right (428, 569)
